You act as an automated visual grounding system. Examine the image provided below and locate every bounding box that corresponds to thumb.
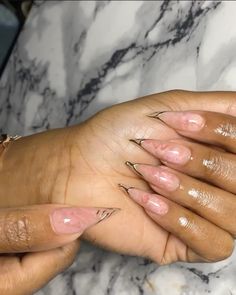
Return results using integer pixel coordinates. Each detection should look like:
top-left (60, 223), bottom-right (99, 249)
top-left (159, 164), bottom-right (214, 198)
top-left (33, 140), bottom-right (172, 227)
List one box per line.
top-left (0, 241), bottom-right (80, 295)
top-left (0, 205), bottom-right (119, 253)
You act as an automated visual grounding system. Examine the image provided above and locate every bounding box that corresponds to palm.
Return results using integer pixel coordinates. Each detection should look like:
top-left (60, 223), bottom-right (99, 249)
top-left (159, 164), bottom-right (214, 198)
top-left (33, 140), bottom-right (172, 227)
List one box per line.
top-left (1, 91), bottom-right (235, 263)
top-left (66, 98), bottom-right (176, 263)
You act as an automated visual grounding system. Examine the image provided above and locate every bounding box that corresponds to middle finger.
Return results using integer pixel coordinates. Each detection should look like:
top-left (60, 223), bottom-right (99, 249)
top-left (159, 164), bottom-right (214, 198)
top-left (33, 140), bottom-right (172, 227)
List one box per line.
top-left (135, 139), bottom-right (236, 194)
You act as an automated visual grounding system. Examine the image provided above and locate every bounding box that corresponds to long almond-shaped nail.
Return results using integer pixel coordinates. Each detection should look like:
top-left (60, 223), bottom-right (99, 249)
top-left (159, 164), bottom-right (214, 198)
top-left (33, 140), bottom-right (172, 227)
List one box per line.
top-left (122, 186), bottom-right (168, 215)
top-left (140, 140), bottom-right (191, 165)
top-left (50, 207), bottom-right (120, 235)
top-left (149, 111), bottom-right (205, 132)
top-left (133, 164), bottom-right (180, 191)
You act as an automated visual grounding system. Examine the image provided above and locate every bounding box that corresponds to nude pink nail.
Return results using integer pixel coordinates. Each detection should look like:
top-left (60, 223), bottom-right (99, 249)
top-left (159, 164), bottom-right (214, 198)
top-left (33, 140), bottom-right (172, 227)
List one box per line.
top-left (126, 187), bottom-right (169, 215)
top-left (134, 164), bottom-right (180, 191)
top-left (50, 207), bottom-right (119, 235)
top-left (140, 140), bottom-right (191, 165)
top-left (155, 111), bottom-right (205, 132)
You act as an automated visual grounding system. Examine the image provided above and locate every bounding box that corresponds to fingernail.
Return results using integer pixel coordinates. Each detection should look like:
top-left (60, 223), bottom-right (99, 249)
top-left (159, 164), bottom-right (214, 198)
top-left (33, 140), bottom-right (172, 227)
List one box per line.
top-left (125, 187), bottom-right (169, 215)
top-left (133, 164), bottom-right (180, 191)
top-left (149, 111), bottom-right (205, 132)
top-left (140, 140), bottom-right (191, 165)
top-left (50, 207), bottom-right (120, 235)
top-left (125, 161), bottom-right (143, 176)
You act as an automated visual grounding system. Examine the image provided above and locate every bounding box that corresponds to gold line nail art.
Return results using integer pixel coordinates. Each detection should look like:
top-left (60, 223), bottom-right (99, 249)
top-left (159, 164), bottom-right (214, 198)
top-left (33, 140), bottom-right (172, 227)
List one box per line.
top-left (96, 208), bottom-right (121, 223)
top-left (147, 111), bottom-right (167, 118)
top-left (118, 183), bottom-right (134, 194)
top-left (125, 161), bottom-right (143, 176)
top-left (129, 139), bottom-right (145, 146)
top-left (146, 111), bottom-right (168, 125)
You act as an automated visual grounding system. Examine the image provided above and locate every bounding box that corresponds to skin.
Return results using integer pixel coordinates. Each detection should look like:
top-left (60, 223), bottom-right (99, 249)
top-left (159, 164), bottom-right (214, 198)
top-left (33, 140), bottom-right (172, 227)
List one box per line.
top-left (123, 108), bottom-right (236, 261)
top-left (0, 204), bottom-right (81, 295)
top-left (0, 90), bottom-right (236, 269)
top-left (0, 241), bottom-right (79, 295)
top-left (0, 203), bottom-right (117, 294)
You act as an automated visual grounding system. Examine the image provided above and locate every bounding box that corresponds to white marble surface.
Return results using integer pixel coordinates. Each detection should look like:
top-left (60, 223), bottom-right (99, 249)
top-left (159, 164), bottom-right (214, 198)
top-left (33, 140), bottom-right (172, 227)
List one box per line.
top-left (1, 1), bottom-right (236, 294)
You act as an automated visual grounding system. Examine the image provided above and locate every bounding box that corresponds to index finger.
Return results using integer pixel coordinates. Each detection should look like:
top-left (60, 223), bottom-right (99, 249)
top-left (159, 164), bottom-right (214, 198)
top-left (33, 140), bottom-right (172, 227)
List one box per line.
top-left (0, 205), bottom-right (118, 253)
top-left (149, 110), bottom-right (236, 153)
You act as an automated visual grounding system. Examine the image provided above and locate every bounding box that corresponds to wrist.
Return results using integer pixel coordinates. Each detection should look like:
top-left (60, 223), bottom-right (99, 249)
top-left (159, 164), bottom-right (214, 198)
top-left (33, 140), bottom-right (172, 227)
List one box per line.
top-left (0, 125), bottom-right (85, 207)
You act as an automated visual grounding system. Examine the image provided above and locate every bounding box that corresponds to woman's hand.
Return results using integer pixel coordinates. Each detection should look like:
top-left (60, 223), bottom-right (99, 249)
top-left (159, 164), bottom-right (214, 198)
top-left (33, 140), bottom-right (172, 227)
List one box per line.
top-left (0, 204), bottom-right (116, 295)
top-left (0, 90), bottom-right (235, 264)
top-left (124, 110), bottom-right (236, 263)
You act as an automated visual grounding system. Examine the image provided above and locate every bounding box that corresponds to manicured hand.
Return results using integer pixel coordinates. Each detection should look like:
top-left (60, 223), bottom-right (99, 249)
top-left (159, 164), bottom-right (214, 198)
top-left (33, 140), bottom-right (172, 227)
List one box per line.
top-left (0, 91), bottom-right (235, 264)
top-left (124, 110), bottom-right (236, 263)
top-left (0, 204), bottom-right (116, 295)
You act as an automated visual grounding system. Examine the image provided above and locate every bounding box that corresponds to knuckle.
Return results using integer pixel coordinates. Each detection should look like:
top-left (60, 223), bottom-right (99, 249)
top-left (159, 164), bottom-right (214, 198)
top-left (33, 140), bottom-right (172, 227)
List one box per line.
top-left (215, 120), bottom-right (236, 141)
top-left (188, 186), bottom-right (215, 209)
top-left (202, 149), bottom-right (225, 179)
top-left (1, 211), bottom-right (32, 251)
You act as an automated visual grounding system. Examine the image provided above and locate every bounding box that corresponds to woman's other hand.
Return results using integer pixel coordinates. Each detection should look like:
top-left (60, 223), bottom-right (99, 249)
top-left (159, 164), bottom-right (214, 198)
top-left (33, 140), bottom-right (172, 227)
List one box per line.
top-left (0, 204), bottom-right (117, 294)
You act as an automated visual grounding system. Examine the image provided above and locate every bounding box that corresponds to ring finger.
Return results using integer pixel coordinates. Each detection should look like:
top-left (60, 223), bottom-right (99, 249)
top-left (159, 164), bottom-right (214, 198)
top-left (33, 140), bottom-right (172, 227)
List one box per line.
top-left (120, 185), bottom-right (233, 263)
top-left (134, 138), bottom-right (236, 194)
top-left (126, 162), bottom-right (236, 236)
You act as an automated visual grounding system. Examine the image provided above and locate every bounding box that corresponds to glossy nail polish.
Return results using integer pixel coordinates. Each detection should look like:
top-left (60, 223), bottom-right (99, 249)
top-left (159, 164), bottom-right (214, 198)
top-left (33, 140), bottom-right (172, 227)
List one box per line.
top-left (133, 164), bottom-right (180, 191)
top-left (149, 111), bottom-right (205, 132)
top-left (140, 140), bottom-right (191, 165)
top-left (50, 207), bottom-right (120, 235)
top-left (120, 186), bottom-right (168, 215)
